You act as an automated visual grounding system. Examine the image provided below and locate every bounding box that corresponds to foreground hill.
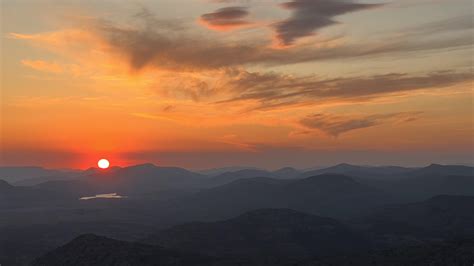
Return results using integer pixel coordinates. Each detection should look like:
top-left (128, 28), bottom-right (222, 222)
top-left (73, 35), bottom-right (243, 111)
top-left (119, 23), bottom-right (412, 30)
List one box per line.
top-left (32, 209), bottom-right (369, 266)
top-left (31, 234), bottom-right (215, 266)
top-left (170, 174), bottom-right (391, 220)
top-left (367, 195), bottom-right (474, 239)
top-left (27, 198), bottom-right (474, 266)
top-left (300, 238), bottom-right (474, 266)
top-left (144, 208), bottom-right (370, 260)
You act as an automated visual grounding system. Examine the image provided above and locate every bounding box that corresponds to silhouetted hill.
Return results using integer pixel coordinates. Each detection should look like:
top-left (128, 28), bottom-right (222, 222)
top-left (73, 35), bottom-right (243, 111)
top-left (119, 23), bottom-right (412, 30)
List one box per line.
top-left (299, 163), bottom-right (415, 179)
top-left (168, 177), bottom-right (285, 221)
top-left (199, 166), bottom-right (262, 176)
top-left (144, 209), bottom-right (369, 260)
top-left (33, 163), bottom-right (207, 197)
top-left (207, 169), bottom-right (275, 186)
top-left (409, 164), bottom-right (473, 177)
top-left (14, 166), bottom-right (122, 186)
top-left (0, 166), bottom-right (79, 184)
top-left (282, 174), bottom-right (391, 217)
top-left (0, 179), bottom-right (13, 191)
top-left (272, 167), bottom-right (301, 179)
top-left (302, 164), bottom-right (474, 201)
top-left (34, 180), bottom-right (96, 198)
top-left (31, 234), bottom-right (215, 266)
top-left (0, 181), bottom-right (68, 208)
top-left (168, 174), bottom-right (391, 221)
top-left (367, 195), bottom-right (474, 239)
top-left (206, 167), bottom-right (302, 186)
top-left (300, 238), bottom-right (474, 266)
top-left (83, 163), bottom-right (206, 193)
top-left (385, 174), bottom-right (474, 200)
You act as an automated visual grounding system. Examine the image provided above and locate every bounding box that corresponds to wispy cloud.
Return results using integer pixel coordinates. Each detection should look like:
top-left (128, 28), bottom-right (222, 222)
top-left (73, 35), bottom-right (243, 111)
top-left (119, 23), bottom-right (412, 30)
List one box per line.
top-left (21, 60), bottom-right (64, 73)
top-left (9, 10), bottom-right (473, 110)
top-left (11, 12), bottom-right (472, 73)
top-left (217, 69), bottom-right (473, 110)
top-left (300, 112), bottom-right (423, 137)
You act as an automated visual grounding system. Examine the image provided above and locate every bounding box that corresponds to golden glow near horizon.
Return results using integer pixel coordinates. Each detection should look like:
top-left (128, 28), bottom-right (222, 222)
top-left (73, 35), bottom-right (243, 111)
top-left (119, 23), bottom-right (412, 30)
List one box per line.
top-left (1, 0), bottom-right (473, 169)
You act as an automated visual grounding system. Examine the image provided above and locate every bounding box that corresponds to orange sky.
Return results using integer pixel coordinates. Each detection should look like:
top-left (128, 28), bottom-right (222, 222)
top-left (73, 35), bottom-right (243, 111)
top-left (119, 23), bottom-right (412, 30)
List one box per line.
top-left (1, 0), bottom-right (473, 169)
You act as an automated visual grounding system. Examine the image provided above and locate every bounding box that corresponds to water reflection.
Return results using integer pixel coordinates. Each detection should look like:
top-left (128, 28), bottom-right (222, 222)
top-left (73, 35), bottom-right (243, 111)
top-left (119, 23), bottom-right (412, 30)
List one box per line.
top-left (79, 193), bottom-right (127, 200)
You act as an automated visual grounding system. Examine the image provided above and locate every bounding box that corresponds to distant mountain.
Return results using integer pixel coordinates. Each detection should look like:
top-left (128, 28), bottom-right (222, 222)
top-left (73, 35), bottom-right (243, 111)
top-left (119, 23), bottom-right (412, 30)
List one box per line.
top-left (0, 166), bottom-right (79, 184)
top-left (0, 180), bottom-right (69, 208)
top-left (366, 195), bottom-right (474, 239)
top-left (31, 234), bottom-right (215, 266)
top-left (272, 167), bottom-right (301, 179)
top-left (199, 166), bottom-right (263, 176)
top-left (0, 179), bottom-right (13, 190)
top-left (408, 164), bottom-right (473, 177)
top-left (85, 163), bottom-right (206, 193)
top-left (282, 174), bottom-right (391, 217)
top-left (35, 163), bottom-right (207, 196)
top-left (299, 163), bottom-right (415, 179)
top-left (169, 174), bottom-right (391, 220)
top-left (14, 166), bottom-right (122, 186)
top-left (206, 167), bottom-right (302, 187)
top-left (206, 169), bottom-right (275, 186)
top-left (301, 238), bottom-right (474, 266)
top-left (385, 174), bottom-right (474, 200)
top-left (299, 164), bottom-right (474, 201)
top-left (34, 180), bottom-right (96, 198)
top-left (144, 208), bottom-right (369, 260)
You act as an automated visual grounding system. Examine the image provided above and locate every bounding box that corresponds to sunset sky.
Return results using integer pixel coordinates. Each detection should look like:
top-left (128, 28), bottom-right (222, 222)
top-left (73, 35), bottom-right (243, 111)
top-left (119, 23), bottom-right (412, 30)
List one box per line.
top-left (1, 0), bottom-right (473, 169)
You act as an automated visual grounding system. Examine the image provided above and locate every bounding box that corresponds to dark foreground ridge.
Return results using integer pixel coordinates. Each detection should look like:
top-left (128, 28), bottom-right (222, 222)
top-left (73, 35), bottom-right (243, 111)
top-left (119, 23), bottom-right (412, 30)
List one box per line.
top-left (143, 208), bottom-right (369, 259)
top-left (301, 238), bottom-right (474, 266)
top-left (31, 234), bottom-right (214, 266)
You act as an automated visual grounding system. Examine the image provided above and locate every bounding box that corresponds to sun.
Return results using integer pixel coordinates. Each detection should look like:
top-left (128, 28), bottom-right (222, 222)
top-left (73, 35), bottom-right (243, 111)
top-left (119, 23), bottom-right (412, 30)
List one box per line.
top-left (97, 159), bottom-right (110, 169)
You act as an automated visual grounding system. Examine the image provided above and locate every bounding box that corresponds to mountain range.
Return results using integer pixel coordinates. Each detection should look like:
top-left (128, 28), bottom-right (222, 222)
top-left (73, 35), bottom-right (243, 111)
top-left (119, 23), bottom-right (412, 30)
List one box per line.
top-left (1, 163), bottom-right (473, 265)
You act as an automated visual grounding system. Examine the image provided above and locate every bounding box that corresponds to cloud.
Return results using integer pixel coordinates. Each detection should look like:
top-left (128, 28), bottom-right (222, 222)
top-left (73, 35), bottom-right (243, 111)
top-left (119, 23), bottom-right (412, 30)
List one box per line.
top-left (199, 6), bottom-right (252, 31)
top-left (162, 105), bottom-right (175, 112)
top-left (21, 60), bottom-right (64, 73)
top-left (11, 13), bottom-right (472, 73)
top-left (217, 69), bottom-right (473, 110)
top-left (10, 11), bottom-right (473, 109)
top-left (300, 112), bottom-right (422, 137)
top-left (404, 14), bottom-right (473, 36)
top-left (273, 0), bottom-right (382, 46)
top-left (93, 15), bottom-right (473, 71)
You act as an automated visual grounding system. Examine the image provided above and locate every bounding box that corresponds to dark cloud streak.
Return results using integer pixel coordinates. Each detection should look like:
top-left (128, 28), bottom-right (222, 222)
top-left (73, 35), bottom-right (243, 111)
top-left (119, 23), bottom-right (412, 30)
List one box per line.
top-left (300, 112), bottom-right (422, 136)
top-left (274, 0), bottom-right (382, 46)
top-left (200, 6), bottom-right (251, 31)
top-left (217, 70), bottom-right (472, 110)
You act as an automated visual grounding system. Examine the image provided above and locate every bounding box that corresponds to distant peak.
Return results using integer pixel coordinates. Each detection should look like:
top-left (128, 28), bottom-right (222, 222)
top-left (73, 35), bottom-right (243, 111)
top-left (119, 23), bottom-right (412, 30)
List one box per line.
top-left (69, 234), bottom-right (113, 244)
top-left (241, 208), bottom-right (305, 217)
top-left (306, 173), bottom-right (353, 180)
top-left (298, 174), bottom-right (359, 186)
top-left (274, 167), bottom-right (297, 172)
top-left (128, 163), bottom-right (157, 169)
top-left (333, 163), bottom-right (358, 168)
top-left (0, 179), bottom-right (13, 187)
top-left (429, 194), bottom-right (474, 202)
top-left (336, 163), bottom-right (353, 166)
top-left (427, 163), bottom-right (443, 168)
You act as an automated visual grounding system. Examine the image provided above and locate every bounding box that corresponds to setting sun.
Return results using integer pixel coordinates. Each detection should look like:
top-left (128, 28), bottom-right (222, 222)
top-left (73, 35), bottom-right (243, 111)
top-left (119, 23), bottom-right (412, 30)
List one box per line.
top-left (97, 159), bottom-right (110, 169)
